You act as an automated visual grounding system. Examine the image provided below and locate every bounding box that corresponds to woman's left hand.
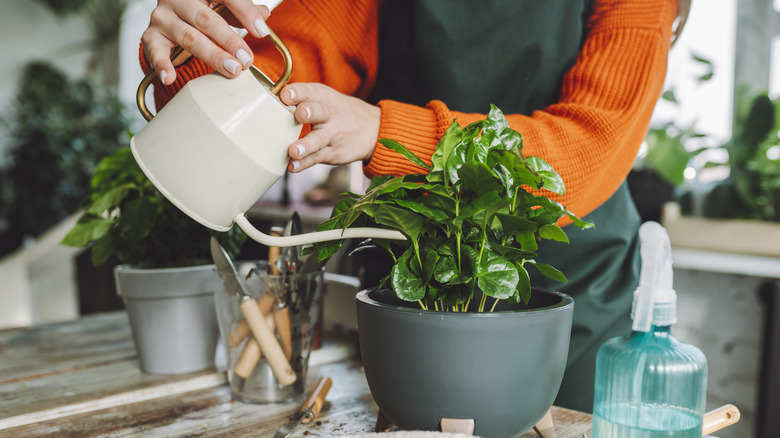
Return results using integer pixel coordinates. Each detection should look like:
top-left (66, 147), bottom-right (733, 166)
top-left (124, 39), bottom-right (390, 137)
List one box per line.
top-left (280, 83), bottom-right (380, 172)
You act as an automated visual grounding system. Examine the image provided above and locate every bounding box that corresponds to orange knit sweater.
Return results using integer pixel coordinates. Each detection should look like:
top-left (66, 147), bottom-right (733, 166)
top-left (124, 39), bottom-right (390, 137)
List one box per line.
top-left (140, 0), bottom-right (675, 224)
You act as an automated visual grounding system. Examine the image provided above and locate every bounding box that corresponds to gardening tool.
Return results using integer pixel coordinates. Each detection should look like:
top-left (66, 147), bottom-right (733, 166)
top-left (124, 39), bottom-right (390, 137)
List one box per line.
top-left (273, 377), bottom-right (333, 438)
top-left (268, 225), bottom-right (293, 361)
top-left (702, 404), bottom-right (740, 435)
top-left (210, 237), bottom-right (296, 386)
top-left (130, 4), bottom-right (405, 249)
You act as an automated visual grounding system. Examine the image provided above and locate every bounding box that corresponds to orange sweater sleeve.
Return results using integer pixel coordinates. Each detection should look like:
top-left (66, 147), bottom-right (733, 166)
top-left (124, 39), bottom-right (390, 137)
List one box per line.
top-left (366, 0), bottom-right (677, 224)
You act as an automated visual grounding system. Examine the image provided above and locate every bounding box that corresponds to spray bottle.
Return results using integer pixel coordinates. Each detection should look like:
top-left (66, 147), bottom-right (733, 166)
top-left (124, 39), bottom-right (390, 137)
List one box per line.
top-left (592, 221), bottom-right (707, 437)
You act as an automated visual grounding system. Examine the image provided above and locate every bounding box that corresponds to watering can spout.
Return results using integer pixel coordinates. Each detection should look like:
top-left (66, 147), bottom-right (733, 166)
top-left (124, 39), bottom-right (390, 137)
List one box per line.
top-left (234, 215), bottom-right (406, 247)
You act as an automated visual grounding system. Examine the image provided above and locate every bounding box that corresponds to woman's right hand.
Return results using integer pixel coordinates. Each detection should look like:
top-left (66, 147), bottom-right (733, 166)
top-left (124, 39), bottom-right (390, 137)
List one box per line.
top-left (141, 0), bottom-right (271, 85)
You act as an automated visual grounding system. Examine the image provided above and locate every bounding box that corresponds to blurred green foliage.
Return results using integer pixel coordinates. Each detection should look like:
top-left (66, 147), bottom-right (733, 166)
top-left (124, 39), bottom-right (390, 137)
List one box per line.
top-left (0, 61), bottom-right (130, 257)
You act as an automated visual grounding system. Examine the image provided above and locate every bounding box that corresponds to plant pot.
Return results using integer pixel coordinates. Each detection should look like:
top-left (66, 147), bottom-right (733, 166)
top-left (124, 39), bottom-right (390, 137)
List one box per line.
top-left (356, 289), bottom-right (574, 438)
top-left (115, 264), bottom-right (220, 374)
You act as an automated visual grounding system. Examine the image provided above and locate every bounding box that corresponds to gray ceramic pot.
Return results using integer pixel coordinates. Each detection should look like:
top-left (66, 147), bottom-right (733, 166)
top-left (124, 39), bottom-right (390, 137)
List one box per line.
top-left (356, 288), bottom-right (574, 438)
top-left (115, 264), bottom-right (220, 374)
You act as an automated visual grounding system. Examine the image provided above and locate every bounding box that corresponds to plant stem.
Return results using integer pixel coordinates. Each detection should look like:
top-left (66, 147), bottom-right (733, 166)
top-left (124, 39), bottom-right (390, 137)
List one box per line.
top-left (477, 232), bottom-right (486, 266)
top-left (490, 297), bottom-right (500, 312)
top-left (478, 292), bottom-right (488, 312)
top-left (418, 299), bottom-right (428, 311)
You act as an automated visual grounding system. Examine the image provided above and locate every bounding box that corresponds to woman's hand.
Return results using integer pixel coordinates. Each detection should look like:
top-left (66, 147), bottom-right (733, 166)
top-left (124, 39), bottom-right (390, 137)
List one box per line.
top-left (141, 0), bottom-right (270, 85)
top-left (281, 83), bottom-right (381, 172)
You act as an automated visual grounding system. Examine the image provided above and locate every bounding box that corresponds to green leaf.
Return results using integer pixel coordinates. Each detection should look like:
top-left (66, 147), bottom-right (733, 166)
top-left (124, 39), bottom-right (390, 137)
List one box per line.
top-left (662, 89), bottom-right (678, 103)
top-left (457, 162), bottom-right (501, 195)
top-left (431, 121), bottom-right (464, 184)
top-left (392, 198), bottom-right (451, 222)
top-left (538, 224), bottom-right (569, 243)
top-left (525, 156), bottom-right (565, 194)
top-left (91, 235), bottom-right (117, 266)
top-left (566, 212), bottom-right (595, 230)
top-left (117, 198), bottom-right (156, 241)
top-left (494, 151), bottom-right (543, 190)
top-left (421, 247), bottom-right (440, 284)
top-left (433, 253), bottom-right (458, 283)
top-left (516, 263), bottom-right (532, 304)
top-left (379, 139), bottom-right (431, 171)
top-left (529, 261), bottom-right (568, 284)
top-left (476, 250), bottom-right (518, 299)
top-left (491, 245), bottom-right (537, 263)
top-left (391, 248), bottom-right (426, 301)
top-left (495, 213), bottom-right (537, 235)
top-left (645, 128), bottom-right (691, 186)
top-left (461, 191), bottom-right (509, 233)
top-left (60, 215), bottom-right (114, 247)
top-left (516, 230), bottom-right (538, 252)
top-left (374, 205), bottom-right (424, 241)
top-left (483, 104), bottom-right (510, 138)
top-left (499, 128), bottom-right (523, 152)
top-left (87, 183), bottom-right (134, 215)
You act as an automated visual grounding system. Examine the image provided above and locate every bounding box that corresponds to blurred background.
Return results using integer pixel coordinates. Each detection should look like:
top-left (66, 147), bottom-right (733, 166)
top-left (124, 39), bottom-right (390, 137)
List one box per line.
top-left (0, 1), bottom-right (778, 437)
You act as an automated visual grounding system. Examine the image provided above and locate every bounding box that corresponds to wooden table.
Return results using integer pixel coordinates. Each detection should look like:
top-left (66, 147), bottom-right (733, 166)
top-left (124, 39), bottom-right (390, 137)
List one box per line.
top-left (0, 312), bottom-right (593, 437)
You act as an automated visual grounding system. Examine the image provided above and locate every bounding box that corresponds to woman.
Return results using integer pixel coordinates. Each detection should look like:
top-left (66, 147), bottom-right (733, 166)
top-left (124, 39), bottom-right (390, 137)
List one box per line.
top-left (140, 0), bottom-right (689, 412)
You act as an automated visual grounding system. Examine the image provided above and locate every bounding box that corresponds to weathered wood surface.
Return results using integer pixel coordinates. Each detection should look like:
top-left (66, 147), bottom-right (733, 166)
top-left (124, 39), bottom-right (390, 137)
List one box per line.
top-left (0, 312), bottom-right (593, 437)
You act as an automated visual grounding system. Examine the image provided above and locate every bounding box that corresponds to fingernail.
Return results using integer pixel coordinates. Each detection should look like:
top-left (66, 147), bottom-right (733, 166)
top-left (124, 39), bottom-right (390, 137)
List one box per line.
top-left (222, 59), bottom-right (241, 75)
top-left (303, 106), bottom-right (311, 121)
top-left (287, 88), bottom-right (296, 100)
top-left (254, 19), bottom-right (270, 37)
top-left (159, 69), bottom-right (168, 84)
top-left (236, 48), bottom-right (251, 66)
top-left (292, 160), bottom-right (301, 171)
top-left (295, 144), bottom-right (305, 158)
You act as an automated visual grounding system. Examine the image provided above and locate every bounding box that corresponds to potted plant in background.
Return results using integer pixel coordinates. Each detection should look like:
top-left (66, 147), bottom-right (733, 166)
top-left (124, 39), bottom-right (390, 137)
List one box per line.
top-left (661, 90), bottom-right (780, 257)
top-left (627, 53), bottom-right (714, 223)
top-left (62, 147), bottom-right (246, 374)
top-left (314, 105), bottom-right (592, 437)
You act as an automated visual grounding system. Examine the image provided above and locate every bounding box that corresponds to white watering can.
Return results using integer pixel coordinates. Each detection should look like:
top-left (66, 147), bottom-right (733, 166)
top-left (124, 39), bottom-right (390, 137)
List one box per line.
top-left (130, 16), bottom-right (405, 248)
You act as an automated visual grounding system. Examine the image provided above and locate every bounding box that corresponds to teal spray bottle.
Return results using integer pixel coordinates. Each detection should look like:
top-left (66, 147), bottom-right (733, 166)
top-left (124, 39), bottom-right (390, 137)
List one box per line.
top-left (592, 221), bottom-right (708, 437)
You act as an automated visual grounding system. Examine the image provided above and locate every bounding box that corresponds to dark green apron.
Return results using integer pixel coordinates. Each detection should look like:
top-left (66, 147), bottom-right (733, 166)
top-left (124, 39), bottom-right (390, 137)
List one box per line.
top-left (370, 0), bottom-right (641, 412)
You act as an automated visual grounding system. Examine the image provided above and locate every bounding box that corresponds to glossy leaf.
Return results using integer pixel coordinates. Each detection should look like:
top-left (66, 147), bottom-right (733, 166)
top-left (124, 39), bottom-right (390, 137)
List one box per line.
top-left (539, 224), bottom-right (569, 243)
top-left (391, 248), bottom-right (426, 301)
top-left (476, 250), bottom-right (518, 299)
top-left (526, 156), bottom-right (565, 195)
top-left (458, 162), bottom-right (501, 195)
top-left (516, 262), bottom-right (532, 304)
top-left (529, 261), bottom-right (568, 284)
top-left (379, 139), bottom-right (431, 171)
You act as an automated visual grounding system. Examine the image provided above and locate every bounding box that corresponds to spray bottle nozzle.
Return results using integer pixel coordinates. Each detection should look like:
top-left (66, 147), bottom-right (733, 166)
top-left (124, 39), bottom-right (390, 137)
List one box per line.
top-left (632, 221), bottom-right (676, 332)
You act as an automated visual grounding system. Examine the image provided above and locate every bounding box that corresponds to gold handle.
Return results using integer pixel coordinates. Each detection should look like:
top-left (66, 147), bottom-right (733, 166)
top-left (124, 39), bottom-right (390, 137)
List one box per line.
top-left (136, 4), bottom-right (293, 121)
top-left (301, 377), bottom-right (333, 423)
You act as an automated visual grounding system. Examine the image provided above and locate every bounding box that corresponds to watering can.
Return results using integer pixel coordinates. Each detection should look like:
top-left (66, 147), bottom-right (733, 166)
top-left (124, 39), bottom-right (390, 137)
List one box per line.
top-left (130, 14), bottom-right (405, 248)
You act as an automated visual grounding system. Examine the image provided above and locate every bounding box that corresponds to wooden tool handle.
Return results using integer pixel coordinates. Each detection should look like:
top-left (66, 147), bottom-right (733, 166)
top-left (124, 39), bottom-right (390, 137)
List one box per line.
top-left (233, 338), bottom-right (261, 379)
top-left (273, 307), bottom-right (293, 361)
top-left (228, 321), bottom-right (251, 348)
top-left (268, 227), bottom-right (284, 275)
top-left (301, 377), bottom-right (333, 423)
top-left (232, 313), bottom-right (276, 378)
top-left (241, 297), bottom-right (296, 385)
top-left (702, 404), bottom-right (740, 436)
top-left (228, 294), bottom-right (276, 347)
